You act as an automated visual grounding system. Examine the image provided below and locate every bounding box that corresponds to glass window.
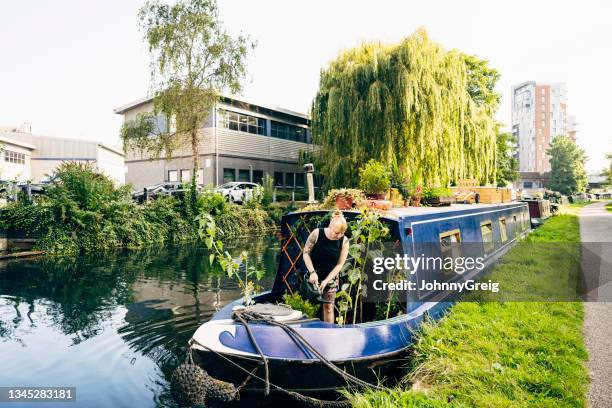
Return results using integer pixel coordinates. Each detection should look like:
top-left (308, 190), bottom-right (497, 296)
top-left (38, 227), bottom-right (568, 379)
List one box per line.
top-left (285, 172), bottom-right (295, 188)
top-left (252, 170), bottom-right (263, 184)
top-left (440, 229), bottom-right (462, 273)
top-left (238, 169), bottom-right (250, 182)
top-left (181, 169), bottom-right (191, 182)
top-left (499, 218), bottom-right (508, 243)
top-left (480, 221), bottom-right (494, 255)
top-left (273, 172), bottom-right (284, 187)
top-left (295, 173), bottom-right (305, 188)
top-left (218, 109), bottom-right (266, 136)
top-left (168, 170), bottom-right (178, 182)
top-left (223, 168), bottom-right (236, 183)
top-left (3, 150), bottom-right (25, 164)
top-left (271, 121), bottom-right (308, 143)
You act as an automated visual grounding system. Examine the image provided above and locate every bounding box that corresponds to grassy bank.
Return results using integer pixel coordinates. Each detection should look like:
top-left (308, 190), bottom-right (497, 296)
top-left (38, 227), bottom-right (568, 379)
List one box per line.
top-left (348, 207), bottom-right (589, 407)
top-left (606, 202), bottom-right (612, 213)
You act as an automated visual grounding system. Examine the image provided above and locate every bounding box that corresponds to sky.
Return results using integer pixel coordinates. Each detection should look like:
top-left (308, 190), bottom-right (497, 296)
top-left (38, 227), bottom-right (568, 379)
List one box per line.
top-left (1, 0), bottom-right (611, 172)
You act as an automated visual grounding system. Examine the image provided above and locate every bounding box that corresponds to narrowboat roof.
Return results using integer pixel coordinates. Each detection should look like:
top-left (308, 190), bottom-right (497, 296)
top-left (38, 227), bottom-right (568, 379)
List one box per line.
top-left (290, 202), bottom-right (526, 222)
top-left (385, 202), bottom-right (525, 219)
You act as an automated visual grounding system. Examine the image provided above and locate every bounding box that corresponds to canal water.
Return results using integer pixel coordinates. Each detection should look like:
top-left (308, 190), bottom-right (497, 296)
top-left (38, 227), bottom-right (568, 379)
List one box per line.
top-left (0, 238), bottom-right (280, 407)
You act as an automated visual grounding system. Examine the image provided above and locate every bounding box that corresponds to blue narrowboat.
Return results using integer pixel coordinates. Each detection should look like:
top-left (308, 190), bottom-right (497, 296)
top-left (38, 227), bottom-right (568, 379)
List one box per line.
top-left (189, 202), bottom-right (530, 397)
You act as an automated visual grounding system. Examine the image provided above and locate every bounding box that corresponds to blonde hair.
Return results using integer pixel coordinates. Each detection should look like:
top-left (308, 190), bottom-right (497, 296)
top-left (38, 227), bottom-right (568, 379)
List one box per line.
top-left (329, 210), bottom-right (347, 234)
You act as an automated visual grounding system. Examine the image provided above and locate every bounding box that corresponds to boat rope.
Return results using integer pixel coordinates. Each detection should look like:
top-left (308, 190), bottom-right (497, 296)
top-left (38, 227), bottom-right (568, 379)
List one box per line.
top-left (233, 311), bottom-right (271, 395)
top-left (231, 309), bottom-right (386, 391)
top-left (189, 337), bottom-right (352, 407)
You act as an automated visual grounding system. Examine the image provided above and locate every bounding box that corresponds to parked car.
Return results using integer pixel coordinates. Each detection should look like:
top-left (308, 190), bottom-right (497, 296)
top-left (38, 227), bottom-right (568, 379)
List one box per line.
top-left (132, 182), bottom-right (196, 203)
top-left (214, 182), bottom-right (260, 203)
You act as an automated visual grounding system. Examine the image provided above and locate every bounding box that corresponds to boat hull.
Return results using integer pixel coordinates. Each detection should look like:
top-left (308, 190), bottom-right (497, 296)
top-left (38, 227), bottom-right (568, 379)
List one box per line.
top-left (192, 347), bottom-right (408, 395)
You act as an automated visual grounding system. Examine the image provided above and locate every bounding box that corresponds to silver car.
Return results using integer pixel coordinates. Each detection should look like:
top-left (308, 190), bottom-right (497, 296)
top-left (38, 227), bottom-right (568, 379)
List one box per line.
top-left (214, 182), bottom-right (260, 203)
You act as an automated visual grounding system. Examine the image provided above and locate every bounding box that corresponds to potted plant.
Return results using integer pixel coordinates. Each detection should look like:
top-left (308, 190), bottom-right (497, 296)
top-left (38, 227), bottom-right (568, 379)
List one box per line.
top-left (322, 188), bottom-right (365, 210)
top-left (358, 160), bottom-right (391, 200)
top-left (409, 184), bottom-right (423, 207)
top-left (422, 186), bottom-right (455, 206)
top-left (390, 170), bottom-right (411, 207)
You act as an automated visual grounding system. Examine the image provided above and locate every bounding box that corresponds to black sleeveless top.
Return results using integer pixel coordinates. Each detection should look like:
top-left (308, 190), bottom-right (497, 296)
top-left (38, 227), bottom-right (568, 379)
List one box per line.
top-left (310, 228), bottom-right (344, 281)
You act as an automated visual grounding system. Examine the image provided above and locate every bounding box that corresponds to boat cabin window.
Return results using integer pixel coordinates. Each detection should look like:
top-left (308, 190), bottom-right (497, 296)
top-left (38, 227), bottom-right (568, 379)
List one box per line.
top-left (440, 229), bottom-right (462, 264)
top-left (480, 221), bottom-right (494, 255)
top-left (499, 218), bottom-right (508, 243)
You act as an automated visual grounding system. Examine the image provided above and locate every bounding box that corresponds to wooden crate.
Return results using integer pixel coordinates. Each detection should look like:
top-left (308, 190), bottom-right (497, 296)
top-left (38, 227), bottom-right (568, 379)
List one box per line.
top-left (474, 187), bottom-right (502, 204)
top-left (501, 189), bottom-right (512, 203)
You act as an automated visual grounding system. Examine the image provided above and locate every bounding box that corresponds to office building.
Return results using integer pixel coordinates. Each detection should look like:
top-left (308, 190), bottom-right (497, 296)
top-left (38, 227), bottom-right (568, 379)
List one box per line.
top-left (0, 126), bottom-right (125, 184)
top-left (114, 96), bottom-right (315, 191)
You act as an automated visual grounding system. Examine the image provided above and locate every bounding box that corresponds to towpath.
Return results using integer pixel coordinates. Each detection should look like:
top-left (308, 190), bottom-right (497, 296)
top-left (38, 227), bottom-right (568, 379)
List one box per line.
top-left (580, 201), bottom-right (612, 408)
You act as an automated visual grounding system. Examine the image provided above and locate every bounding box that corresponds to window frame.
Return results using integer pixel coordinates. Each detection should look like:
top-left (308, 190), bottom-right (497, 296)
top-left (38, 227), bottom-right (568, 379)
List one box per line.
top-left (168, 170), bottom-right (178, 182)
top-left (480, 221), bottom-right (494, 255)
top-left (499, 217), bottom-right (508, 243)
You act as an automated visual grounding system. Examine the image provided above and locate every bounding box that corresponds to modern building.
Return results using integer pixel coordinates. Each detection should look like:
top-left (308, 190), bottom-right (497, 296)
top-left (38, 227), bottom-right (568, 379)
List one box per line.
top-left (114, 95), bottom-right (315, 191)
top-left (511, 81), bottom-right (575, 189)
top-left (0, 134), bottom-right (36, 182)
top-left (0, 126), bottom-right (125, 184)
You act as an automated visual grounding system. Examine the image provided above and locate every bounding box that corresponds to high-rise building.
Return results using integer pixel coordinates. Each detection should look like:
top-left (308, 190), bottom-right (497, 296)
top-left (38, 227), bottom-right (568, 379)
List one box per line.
top-left (511, 81), bottom-right (574, 189)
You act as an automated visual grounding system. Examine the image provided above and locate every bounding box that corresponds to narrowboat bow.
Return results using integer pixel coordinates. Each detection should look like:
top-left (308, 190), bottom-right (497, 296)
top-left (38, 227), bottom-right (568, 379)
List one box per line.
top-left (187, 203), bottom-right (530, 398)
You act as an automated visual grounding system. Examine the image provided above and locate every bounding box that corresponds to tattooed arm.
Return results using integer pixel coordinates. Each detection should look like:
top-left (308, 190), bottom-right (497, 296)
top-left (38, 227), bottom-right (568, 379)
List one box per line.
top-left (302, 229), bottom-right (319, 284)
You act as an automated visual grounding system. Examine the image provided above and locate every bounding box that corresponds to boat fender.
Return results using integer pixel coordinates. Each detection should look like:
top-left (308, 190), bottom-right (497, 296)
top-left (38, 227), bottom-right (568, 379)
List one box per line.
top-left (170, 352), bottom-right (237, 407)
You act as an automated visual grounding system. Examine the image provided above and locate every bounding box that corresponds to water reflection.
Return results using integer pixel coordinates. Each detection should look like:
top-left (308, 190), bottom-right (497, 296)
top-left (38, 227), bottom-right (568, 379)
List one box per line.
top-left (0, 238), bottom-right (279, 408)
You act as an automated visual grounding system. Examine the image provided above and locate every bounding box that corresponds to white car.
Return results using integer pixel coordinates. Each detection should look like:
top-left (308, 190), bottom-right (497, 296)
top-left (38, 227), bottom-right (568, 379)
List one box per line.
top-left (214, 182), bottom-right (260, 203)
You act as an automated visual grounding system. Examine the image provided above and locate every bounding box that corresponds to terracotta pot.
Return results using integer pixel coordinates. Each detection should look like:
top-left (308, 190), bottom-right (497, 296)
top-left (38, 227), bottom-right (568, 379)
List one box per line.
top-left (335, 195), bottom-right (353, 210)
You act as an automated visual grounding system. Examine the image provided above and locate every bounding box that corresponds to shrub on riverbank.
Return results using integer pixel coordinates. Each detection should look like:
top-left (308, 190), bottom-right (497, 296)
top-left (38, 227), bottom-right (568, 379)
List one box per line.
top-left (0, 163), bottom-right (275, 254)
top-left (347, 210), bottom-right (589, 407)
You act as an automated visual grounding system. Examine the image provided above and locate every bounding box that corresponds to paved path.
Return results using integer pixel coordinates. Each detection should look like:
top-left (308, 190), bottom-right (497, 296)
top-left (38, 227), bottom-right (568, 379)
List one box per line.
top-left (580, 201), bottom-right (612, 408)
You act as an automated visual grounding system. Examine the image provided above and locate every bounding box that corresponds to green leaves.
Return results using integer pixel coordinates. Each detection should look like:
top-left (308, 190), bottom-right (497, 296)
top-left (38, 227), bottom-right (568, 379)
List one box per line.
top-left (546, 136), bottom-right (588, 195)
top-left (312, 29), bottom-right (499, 189)
top-left (123, 0), bottom-right (255, 182)
top-left (196, 208), bottom-right (265, 305)
top-left (495, 132), bottom-right (519, 187)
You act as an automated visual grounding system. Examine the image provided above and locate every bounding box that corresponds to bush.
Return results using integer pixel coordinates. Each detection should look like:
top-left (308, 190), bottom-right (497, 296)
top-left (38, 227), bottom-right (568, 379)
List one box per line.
top-left (358, 160), bottom-right (391, 194)
top-left (1, 162), bottom-right (276, 254)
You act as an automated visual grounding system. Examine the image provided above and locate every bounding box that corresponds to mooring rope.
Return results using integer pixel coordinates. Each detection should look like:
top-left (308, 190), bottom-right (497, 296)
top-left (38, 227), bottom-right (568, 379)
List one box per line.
top-left (189, 337), bottom-right (351, 408)
top-left (232, 310), bottom-right (385, 391)
top-left (233, 311), bottom-right (270, 395)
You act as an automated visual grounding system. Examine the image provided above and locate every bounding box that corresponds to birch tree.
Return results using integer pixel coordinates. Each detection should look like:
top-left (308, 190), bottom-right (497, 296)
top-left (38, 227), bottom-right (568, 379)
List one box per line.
top-left (121, 0), bottom-right (254, 184)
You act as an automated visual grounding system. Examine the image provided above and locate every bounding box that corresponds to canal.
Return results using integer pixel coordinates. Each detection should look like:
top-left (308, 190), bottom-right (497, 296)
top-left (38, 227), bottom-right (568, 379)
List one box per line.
top-left (0, 238), bottom-right (280, 407)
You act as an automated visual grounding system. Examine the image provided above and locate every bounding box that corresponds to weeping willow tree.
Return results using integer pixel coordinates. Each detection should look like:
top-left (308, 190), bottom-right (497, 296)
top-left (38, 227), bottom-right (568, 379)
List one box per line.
top-left (311, 29), bottom-right (500, 188)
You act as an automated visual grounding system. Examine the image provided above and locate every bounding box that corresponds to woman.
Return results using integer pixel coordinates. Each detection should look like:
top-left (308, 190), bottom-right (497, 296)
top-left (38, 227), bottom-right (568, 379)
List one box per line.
top-left (303, 210), bottom-right (349, 323)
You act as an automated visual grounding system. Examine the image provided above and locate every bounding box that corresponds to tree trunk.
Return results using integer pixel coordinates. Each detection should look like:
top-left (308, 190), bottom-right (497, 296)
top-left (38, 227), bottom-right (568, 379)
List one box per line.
top-left (191, 128), bottom-right (200, 183)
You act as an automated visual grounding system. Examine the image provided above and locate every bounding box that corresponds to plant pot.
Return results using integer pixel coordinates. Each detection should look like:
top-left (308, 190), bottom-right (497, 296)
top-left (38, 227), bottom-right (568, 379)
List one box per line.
top-left (366, 193), bottom-right (386, 200)
top-left (410, 196), bottom-right (421, 207)
top-left (335, 195), bottom-right (353, 210)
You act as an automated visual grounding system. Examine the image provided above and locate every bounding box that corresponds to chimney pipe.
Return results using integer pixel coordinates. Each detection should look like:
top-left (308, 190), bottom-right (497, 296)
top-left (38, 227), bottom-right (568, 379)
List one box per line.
top-left (304, 163), bottom-right (316, 204)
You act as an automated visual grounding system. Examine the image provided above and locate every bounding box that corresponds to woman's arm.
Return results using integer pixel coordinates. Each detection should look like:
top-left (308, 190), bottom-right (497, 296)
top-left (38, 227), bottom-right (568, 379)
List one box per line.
top-left (302, 229), bottom-right (319, 284)
top-left (319, 237), bottom-right (349, 291)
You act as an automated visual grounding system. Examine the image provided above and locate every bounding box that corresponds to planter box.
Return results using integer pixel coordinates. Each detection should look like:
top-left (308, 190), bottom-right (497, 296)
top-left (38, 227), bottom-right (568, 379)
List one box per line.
top-left (422, 196), bottom-right (455, 207)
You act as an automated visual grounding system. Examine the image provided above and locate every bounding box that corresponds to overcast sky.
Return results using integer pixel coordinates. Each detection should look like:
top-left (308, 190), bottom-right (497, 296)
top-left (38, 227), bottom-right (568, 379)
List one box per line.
top-left (1, 0), bottom-right (611, 172)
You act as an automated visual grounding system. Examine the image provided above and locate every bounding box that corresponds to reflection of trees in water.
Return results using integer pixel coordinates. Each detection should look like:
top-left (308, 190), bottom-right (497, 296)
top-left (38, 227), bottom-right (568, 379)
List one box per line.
top-left (0, 238), bottom-right (280, 407)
